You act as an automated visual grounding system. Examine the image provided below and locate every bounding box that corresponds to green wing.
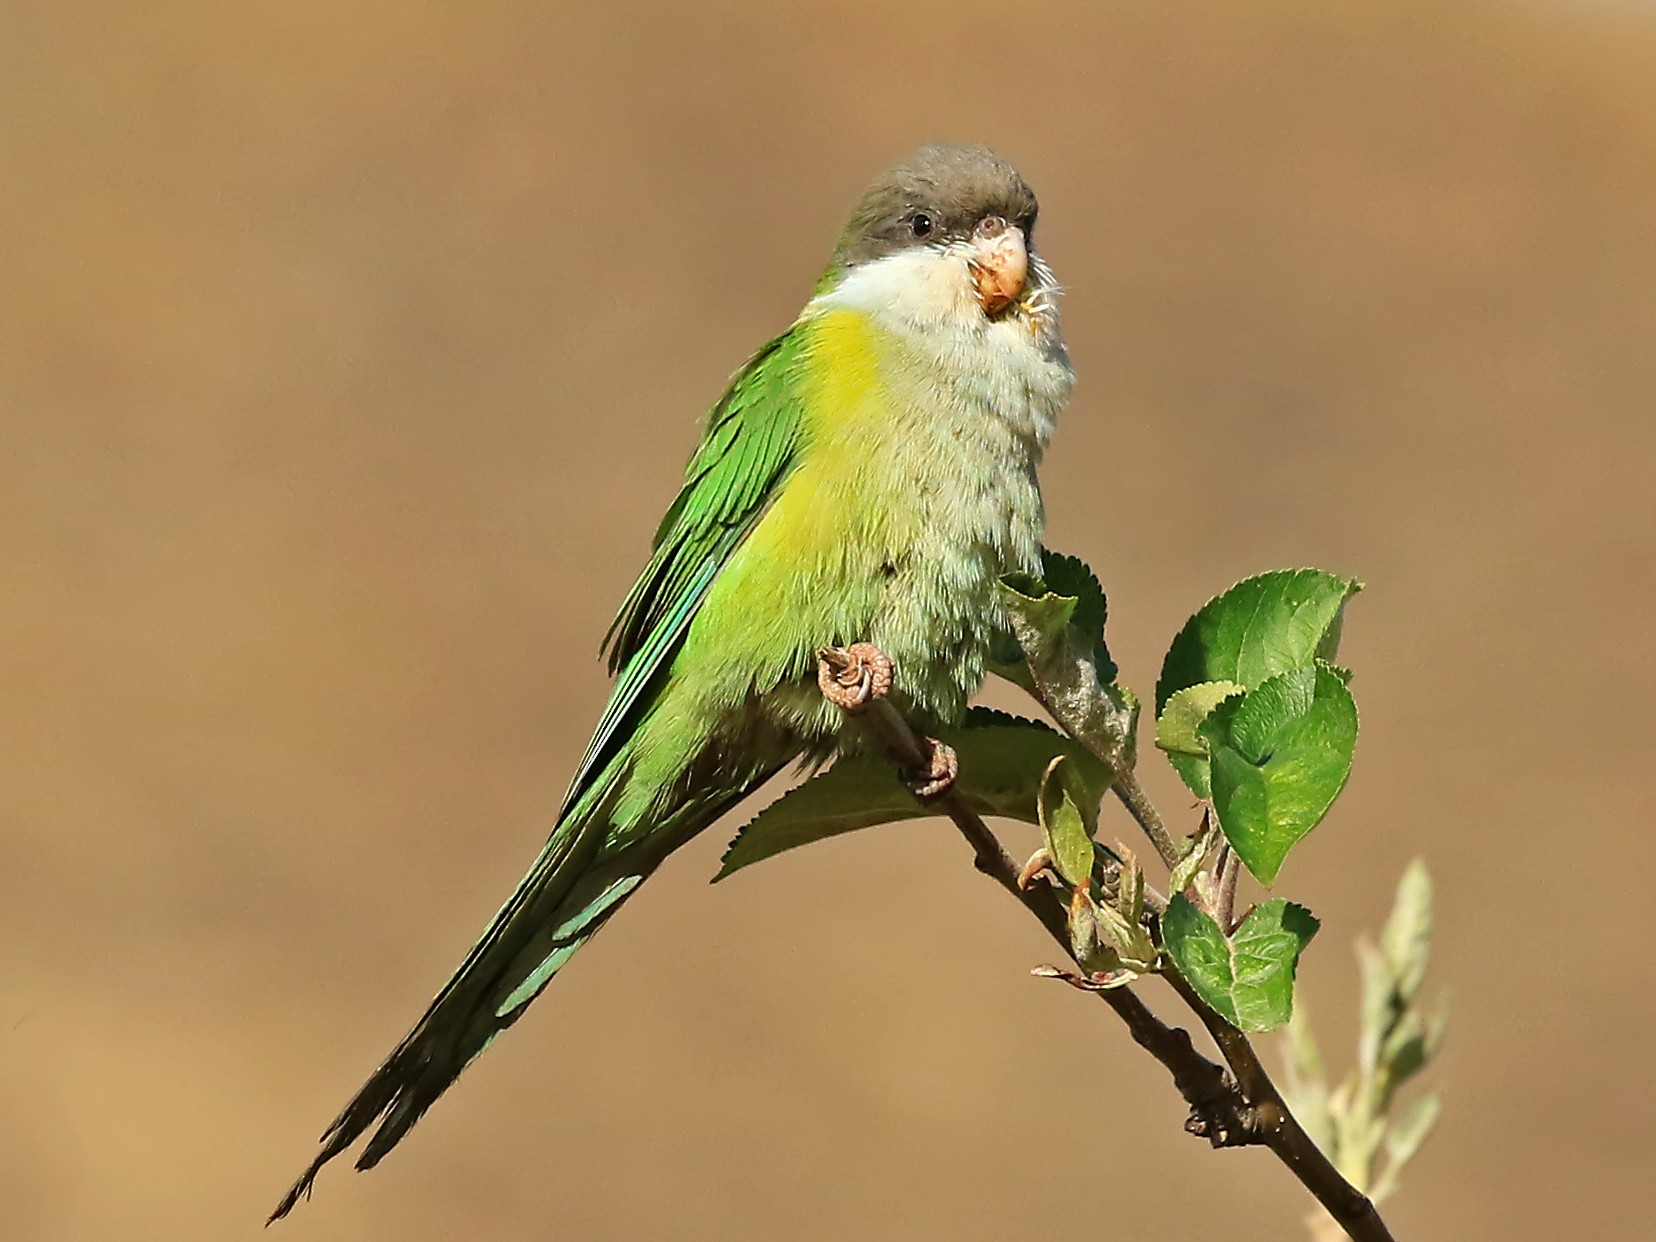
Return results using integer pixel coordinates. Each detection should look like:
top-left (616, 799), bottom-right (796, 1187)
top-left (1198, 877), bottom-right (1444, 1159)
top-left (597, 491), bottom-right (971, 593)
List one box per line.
top-left (560, 327), bottom-right (807, 812)
top-left (267, 330), bottom-right (811, 1219)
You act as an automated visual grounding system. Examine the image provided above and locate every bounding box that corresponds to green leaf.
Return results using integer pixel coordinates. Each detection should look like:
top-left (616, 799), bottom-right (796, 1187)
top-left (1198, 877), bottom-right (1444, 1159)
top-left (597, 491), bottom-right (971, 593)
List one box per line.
top-left (998, 574), bottom-right (1078, 658)
top-left (1379, 1010), bottom-right (1434, 1103)
top-left (1356, 937), bottom-right (1393, 1078)
top-left (1199, 663), bottom-right (1358, 884)
top-left (1155, 680), bottom-right (1245, 796)
top-left (985, 627), bottom-right (1037, 696)
top-left (1168, 820), bottom-right (1214, 897)
top-left (1161, 895), bottom-right (1320, 1032)
top-left (1381, 990), bottom-right (1449, 1103)
top-left (1114, 844), bottom-right (1145, 927)
top-left (1423, 992), bottom-right (1451, 1061)
top-left (1067, 884), bottom-right (1102, 964)
top-left (998, 566), bottom-right (1135, 771)
top-left (1370, 1091), bottom-right (1442, 1203)
top-left (1038, 755), bottom-right (1097, 887)
top-left (1095, 902), bottom-right (1157, 971)
top-left (715, 709), bottom-right (1110, 880)
top-left (1338, 1104), bottom-right (1388, 1192)
top-left (1157, 681), bottom-right (1246, 758)
top-left (1387, 1091), bottom-right (1443, 1166)
top-left (1095, 861), bottom-right (1158, 971)
top-left (1281, 1003), bottom-right (1336, 1154)
top-left (1036, 548), bottom-right (1117, 684)
top-left (1156, 569), bottom-right (1360, 714)
top-left (1380, 858), bottom-right (1433, 1002)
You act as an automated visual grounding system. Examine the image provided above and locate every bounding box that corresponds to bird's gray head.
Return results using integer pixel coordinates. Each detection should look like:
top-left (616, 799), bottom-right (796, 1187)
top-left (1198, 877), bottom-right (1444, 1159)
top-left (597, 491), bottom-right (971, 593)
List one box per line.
top-left (832, 144), bottom-right (1039, 270)
top-left (823, 144), bottom-right (1048, 322)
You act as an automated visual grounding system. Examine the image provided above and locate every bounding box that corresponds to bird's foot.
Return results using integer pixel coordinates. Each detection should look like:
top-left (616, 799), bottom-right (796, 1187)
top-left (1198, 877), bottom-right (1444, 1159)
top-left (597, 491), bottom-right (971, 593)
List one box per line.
top-left (904, 736), bottom-right (959, 802)
top-left (816, 644), bottom-right (952, 798)
top-left (817, 643), bottom-right (895, 714)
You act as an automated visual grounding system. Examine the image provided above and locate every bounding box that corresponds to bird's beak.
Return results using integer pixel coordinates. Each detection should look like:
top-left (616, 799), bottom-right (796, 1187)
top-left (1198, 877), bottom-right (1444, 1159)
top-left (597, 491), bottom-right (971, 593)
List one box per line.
top-left (966, 216), bottom-right (1028, 317)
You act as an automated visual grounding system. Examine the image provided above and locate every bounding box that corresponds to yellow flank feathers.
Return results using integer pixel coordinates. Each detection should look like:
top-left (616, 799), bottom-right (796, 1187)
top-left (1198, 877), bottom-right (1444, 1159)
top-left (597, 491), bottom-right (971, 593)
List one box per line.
top-left (656, 310), bottom-right (908, 731)
top-left (798, 308), bottom-right (886, 436)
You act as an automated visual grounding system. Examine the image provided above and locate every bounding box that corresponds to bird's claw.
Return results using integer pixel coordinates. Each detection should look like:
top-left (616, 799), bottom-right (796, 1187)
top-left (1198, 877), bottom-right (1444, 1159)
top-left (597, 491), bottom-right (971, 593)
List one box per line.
top-left (905, 736), bottom-right (958, 801)
top-left (817, 643), bottom-right (895, 714)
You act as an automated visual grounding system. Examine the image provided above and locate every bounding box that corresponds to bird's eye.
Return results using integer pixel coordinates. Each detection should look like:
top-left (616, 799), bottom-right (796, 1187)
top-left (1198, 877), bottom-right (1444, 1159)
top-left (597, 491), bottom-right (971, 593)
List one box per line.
top-left (910, 212), bottom-right (934, 239)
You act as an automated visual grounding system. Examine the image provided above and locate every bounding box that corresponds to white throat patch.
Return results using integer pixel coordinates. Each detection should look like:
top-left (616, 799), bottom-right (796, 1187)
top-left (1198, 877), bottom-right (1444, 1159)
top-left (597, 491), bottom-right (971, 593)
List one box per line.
top-left (806, 244), bottom-right (1074, 450)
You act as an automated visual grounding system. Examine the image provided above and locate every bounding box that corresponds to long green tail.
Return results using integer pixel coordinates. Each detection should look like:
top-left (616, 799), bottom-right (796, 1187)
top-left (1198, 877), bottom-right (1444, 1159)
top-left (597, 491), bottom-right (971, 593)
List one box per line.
top-left (269, 772), bottom-right (766, 1221)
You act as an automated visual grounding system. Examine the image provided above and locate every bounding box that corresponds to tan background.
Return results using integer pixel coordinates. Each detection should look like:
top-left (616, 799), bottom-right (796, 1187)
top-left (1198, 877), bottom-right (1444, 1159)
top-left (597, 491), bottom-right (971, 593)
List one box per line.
top-left (3, 1), bottom-right (1652, 1238)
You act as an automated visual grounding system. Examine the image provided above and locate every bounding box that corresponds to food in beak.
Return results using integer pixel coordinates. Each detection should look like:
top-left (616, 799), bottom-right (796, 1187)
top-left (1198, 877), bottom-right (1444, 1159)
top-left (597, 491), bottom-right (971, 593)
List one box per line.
top-left (967, 217), bottom-right (1029, 316)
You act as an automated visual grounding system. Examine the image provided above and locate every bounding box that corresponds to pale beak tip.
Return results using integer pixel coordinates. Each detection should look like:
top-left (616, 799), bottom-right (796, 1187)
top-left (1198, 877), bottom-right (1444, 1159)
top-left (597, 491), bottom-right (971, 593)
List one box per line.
top-left (970, 228), bottom-right (1030, 317)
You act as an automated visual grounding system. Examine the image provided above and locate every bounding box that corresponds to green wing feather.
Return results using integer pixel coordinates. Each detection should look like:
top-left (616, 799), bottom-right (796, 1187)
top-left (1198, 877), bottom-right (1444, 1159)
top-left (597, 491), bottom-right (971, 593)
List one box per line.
top-left (562, 328), bottom-right (808, 811)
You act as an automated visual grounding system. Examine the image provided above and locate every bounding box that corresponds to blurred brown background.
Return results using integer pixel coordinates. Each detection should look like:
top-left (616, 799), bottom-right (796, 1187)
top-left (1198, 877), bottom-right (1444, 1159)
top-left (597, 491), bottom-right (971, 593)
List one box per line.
top-left (3, 1), bottom-right (1653, 1238)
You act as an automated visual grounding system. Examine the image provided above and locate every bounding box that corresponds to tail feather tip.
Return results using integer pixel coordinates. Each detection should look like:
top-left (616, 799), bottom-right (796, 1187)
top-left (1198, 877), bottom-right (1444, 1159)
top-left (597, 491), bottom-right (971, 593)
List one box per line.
top-left (267, 1169), bottom-right (316, 1225)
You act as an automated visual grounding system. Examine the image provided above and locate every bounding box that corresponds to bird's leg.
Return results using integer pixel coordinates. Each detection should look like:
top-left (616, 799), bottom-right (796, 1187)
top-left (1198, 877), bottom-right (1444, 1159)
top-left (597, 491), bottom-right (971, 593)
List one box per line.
top-left (816, 642), bottom-right (895, 713)
top-left (817, 643), bottom-right (958, 800)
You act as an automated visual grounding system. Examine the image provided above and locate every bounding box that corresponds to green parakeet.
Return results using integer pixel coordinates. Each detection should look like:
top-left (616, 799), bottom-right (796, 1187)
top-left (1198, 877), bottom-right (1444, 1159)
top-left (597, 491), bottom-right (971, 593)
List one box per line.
top-left (272, 143), bottom-right (1074, 1218)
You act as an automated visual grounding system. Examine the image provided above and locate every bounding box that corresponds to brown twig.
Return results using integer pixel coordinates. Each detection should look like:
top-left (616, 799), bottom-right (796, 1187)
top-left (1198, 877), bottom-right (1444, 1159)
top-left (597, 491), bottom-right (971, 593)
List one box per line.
top-left (1216, 843), bottom-right (1242, 932)
top-left (818, 647), bottom-right (1396, 1242)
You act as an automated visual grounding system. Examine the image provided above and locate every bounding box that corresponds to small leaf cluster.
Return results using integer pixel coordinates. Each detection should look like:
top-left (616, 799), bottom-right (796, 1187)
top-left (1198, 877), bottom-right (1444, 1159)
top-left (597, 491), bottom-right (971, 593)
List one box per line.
top-left (1282, 860), bottom-right (1448, 1232)
top-left (1154, 570), bottom-right (1360, 885)
top-left (1039, 755), bottom-right (1157, 987)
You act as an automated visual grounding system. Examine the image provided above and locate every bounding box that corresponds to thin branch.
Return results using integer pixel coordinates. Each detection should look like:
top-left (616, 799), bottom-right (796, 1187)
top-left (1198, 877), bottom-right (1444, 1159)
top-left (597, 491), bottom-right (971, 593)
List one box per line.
top-left (1162, 972), bottom-right (1395, 1241)
top-left (822, 648), bottom-right (1396, 1242)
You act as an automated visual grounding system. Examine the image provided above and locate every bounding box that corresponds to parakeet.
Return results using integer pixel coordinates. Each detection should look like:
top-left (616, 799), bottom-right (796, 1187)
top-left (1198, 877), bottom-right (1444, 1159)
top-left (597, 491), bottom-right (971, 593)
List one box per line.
top-left (272, 143), bottom-right (1075, 1219)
